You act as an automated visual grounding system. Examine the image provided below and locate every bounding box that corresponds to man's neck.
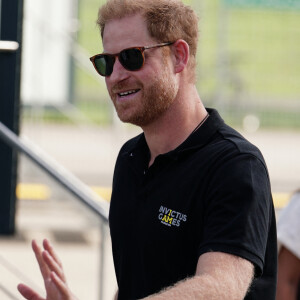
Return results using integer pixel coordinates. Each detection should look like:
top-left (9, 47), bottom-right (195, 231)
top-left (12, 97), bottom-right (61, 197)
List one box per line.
top-left (142, 86), bottom-right (207, 167)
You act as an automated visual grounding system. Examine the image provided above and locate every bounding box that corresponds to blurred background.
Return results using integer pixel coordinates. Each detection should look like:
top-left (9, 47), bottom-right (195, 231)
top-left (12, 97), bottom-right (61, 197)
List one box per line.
top-left (0, 0), bottom-right (299, 299)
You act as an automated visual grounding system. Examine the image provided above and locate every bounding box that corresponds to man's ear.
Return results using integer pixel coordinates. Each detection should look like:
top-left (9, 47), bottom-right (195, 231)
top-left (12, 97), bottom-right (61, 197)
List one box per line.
top-left (172, 39), bottom-right (189, 74)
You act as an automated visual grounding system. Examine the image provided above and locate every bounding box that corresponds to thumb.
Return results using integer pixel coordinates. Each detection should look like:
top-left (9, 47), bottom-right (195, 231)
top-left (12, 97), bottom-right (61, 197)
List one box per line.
top-left (17, 283), bottom-right (45, 300)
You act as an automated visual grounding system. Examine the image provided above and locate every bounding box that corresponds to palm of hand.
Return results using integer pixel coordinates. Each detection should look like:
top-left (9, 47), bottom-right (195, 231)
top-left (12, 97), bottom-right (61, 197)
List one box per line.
top-left (18, 239), bottom-right (77, 300)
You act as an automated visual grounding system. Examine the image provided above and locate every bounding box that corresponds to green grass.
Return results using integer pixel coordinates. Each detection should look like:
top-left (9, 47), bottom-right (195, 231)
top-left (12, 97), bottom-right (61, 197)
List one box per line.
top-left (76, 101), bottom-right (113, 125)
top-left (22, 102), bottom-right (113, 125)
top-left (73, 0), bottom-right (107, 100)
top-left (197, 1), bottom-right (300, 105)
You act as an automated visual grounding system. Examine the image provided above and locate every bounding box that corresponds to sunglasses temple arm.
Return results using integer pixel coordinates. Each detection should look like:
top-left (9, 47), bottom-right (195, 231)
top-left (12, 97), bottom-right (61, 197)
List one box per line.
top-left (144, 42), bottom-right (174, 50)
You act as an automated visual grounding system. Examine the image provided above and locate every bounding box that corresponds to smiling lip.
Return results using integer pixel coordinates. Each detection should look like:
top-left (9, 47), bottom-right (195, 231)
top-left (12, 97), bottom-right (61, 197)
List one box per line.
top-left (117, 89), bottom-right (140, 98)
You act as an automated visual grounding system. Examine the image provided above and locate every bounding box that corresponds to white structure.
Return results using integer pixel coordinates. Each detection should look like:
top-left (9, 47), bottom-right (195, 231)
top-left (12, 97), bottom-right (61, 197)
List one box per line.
top-left (21, 0), bottom-right (78, 106)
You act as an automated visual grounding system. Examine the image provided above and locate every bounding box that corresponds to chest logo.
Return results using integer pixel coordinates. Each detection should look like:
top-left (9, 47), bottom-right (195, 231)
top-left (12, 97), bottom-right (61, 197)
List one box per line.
top-left (158, 206), bottom-right (187, 227)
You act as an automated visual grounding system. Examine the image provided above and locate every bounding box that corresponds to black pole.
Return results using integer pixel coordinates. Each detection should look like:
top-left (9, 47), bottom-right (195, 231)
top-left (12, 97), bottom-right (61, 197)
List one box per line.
top-left (0, 0), bottom-right (23, 234)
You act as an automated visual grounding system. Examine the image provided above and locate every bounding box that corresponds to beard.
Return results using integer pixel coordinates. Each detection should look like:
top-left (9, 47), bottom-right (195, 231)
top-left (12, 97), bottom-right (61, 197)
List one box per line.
top-left (110, 65), bottom-right (178, 127)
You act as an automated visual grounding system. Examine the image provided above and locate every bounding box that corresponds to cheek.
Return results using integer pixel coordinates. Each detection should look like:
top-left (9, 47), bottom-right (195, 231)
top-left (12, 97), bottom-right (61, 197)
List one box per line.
top-left (105, 80), bottom-right (115, 100)
top-left (105, 79), bottom-right (110, 92)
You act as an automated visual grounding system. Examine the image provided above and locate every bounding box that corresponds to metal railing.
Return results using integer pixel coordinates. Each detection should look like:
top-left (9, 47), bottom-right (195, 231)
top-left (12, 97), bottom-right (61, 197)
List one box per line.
top-left (0, 121), bottom-right (109, 300)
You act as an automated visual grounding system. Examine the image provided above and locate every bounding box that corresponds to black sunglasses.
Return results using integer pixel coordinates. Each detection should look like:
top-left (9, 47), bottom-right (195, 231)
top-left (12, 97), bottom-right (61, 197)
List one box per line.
top-left (89, 42), bottom-right (174, 77)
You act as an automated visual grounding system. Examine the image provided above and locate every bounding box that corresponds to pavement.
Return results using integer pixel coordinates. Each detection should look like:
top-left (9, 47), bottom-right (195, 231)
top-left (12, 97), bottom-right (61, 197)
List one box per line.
top-left (1, 122), bottom-right (300, 300)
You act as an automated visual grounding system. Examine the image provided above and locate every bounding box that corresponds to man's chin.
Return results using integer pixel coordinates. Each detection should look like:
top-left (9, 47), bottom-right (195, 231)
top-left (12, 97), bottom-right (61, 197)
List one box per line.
top-left (117, 112), bottom-right (151, 127)
top-left (117, 111), bottom-right (139, 125)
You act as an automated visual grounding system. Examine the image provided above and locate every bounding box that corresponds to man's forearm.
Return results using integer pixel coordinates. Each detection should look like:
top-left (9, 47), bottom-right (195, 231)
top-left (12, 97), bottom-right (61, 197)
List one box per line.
top-left (142, 274), bottom-right (249, 300)
top-left (142, 252), bottom-right (254, 300)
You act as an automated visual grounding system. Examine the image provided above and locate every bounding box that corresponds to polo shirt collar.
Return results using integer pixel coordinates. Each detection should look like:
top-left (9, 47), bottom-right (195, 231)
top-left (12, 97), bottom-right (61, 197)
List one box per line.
top-left (126, 108), bottom-right (224, 162)
top-left (175, 108), bottom-right (224, 155)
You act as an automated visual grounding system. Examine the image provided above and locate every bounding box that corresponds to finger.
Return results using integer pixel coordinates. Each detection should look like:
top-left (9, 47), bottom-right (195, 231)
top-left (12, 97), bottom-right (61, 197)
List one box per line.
top-left (17, 283), bottom-right (45, 300)
top-left (43, 239), bottom-right (63, 268)
top-left (42, 250), bottom-right (66, 282)
top-left (50, 272), bottom-right (71, 299)
top-left (32, 240), bottom-right (51, 279)
top-left (42, 239), bottom-right (66, 282)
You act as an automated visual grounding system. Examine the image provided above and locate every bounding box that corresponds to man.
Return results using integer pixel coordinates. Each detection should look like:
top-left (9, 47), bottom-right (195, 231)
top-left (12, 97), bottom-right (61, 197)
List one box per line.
top-left (18, 0), bottom-right (277, 299)
top-left (276, 190), bottom-right (300, 300)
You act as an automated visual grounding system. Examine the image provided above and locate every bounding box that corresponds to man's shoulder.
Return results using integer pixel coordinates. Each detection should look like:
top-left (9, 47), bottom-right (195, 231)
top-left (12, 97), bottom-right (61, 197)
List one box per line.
top-left (217, 123), bottom-right (263, 159)
top-left (204, 108), bottom-right (264, 160)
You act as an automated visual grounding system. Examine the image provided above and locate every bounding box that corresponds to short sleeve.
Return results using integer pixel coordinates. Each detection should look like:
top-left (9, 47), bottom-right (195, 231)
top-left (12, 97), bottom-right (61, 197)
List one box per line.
top-left (198, 154), bottom-right (273, 276)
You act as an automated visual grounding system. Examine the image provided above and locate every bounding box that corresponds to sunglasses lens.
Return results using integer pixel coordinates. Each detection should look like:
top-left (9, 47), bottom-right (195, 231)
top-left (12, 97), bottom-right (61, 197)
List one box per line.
top-left (120, 48), bottom-right (144, 71)
top-left (94, 55), bottom-right (114, 76)
top-left (92, 48), bottom-right (144, 76)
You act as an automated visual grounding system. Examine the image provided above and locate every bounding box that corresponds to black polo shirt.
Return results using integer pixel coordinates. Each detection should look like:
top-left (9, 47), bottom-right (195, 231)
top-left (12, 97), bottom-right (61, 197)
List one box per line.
top-left (109, 108), bottom-right (277, 300)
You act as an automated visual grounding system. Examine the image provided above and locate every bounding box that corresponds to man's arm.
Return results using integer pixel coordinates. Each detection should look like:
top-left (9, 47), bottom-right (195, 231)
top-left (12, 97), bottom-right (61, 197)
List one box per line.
top-left (276, 246), bottom-right (300, 300)
top-left (143, 252), bottom-right (254, 300)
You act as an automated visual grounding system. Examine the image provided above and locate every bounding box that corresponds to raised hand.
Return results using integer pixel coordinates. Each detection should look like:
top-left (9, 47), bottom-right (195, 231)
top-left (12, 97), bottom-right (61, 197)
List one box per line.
top-left (17, 239), bottom-right (78, 300)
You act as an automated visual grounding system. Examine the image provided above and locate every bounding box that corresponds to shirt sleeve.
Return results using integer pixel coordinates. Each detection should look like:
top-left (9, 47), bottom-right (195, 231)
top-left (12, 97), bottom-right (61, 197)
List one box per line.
top-left (277, 192), bottom-right (300, 259)
top-left (198, 153), bottom-right (273, 276)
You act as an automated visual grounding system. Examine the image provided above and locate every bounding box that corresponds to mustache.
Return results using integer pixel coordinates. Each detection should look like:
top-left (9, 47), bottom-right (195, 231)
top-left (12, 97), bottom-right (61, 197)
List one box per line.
top-left (111, 81), bottom-right (142, 93)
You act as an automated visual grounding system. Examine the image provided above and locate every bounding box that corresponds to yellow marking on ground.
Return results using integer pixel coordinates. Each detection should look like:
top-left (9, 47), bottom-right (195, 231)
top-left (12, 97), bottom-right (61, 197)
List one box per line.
top-left (272, 193), bottom-right (290, 209)
top-left (16, 183), bottom-right (51, 200)
top-left (16, 183), bottom-right (290, 208)
top-left (91, 186), bottom-right (112, 202)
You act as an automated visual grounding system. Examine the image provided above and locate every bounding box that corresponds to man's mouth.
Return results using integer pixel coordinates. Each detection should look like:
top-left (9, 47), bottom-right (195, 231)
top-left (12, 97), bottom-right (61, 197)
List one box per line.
top-left (118, 89), bottom-right (140, 98)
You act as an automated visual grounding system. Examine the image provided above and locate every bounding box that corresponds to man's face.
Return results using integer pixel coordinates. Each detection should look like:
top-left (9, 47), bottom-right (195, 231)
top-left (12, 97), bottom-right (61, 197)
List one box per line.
top-left (103, 14), bottom-right (178, 127)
